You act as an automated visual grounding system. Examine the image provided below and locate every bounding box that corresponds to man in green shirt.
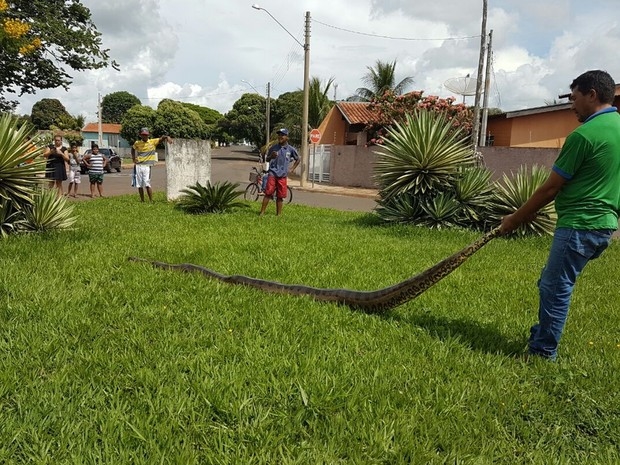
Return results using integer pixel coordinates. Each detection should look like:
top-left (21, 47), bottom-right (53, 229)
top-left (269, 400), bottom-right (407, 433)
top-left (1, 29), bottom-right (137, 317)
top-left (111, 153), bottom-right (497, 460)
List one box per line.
top-left (500, 70), bottom-right (620, 360)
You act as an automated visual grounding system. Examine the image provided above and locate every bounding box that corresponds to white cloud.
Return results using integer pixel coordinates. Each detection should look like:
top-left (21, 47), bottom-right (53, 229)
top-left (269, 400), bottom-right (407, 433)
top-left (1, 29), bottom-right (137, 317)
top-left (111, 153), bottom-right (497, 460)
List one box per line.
top-left (10, 0), bottom-right (620, 124)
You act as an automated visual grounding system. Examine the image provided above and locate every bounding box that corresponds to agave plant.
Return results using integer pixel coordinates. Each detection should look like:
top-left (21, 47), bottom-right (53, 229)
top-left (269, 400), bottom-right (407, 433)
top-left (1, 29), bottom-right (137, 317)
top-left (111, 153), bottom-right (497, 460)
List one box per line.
top-left (374, 193), bottom-right (423, 224)
top-left (175, 181), bottom-right (247, 214)
top-left (0, 198), bottom-right (25, 237)
top-left (20, 187), bottom-right (77, 233)
top-left (374, 109), bottom-right (475, 200)
top-left (0, 114), bottom-right (46, 205)
top-left (419, 192), bottom-right (462, 229)
top-left (489, 164), bottom-right (557, 237)
top-left (452, 166), bottom-right (495, 229)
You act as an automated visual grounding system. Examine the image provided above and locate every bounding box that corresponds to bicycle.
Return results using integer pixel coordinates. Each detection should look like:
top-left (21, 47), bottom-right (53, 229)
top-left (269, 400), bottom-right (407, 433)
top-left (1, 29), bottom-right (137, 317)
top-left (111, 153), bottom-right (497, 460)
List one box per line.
top-left (244, 167), bottom-right (293, 204)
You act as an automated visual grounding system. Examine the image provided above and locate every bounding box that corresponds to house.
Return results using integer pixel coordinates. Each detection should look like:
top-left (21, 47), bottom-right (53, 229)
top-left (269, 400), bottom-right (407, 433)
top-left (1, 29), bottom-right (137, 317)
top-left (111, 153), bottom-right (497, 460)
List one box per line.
top-left (486, 84), bottom-right (620, 148)
top-left (81, 123), bottom-right (131, 150)
top-left (316, 102), bottom-right (378, 146)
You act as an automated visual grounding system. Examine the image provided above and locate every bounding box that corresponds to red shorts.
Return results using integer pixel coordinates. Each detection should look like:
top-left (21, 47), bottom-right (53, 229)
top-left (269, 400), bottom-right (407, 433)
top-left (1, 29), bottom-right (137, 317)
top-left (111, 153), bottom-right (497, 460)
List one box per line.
top-left (264, 175), bottom-right (288, 199)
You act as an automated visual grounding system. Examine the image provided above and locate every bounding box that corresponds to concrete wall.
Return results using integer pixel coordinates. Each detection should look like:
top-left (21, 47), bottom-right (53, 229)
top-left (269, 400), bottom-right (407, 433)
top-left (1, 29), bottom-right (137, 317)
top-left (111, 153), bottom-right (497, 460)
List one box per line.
top-left (329, 145), bottom-right (379, 189)
top-left (327, 145), bottom-right (562, 189)
top-left (165, 139), bottom-right (211, 200)
top-left (480, 146), bottom-right (560, 181)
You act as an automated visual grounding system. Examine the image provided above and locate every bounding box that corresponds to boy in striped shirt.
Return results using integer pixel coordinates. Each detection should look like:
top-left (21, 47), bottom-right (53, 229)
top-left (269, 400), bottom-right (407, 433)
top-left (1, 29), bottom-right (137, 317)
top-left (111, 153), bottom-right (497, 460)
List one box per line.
top-left (83, 144), bottom-right (108, 198)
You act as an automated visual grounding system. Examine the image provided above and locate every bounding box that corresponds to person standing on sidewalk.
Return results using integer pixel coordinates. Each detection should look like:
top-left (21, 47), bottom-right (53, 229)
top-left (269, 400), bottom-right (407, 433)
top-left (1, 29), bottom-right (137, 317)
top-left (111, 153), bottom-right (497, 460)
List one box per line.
top-left (131, 127), bottom-right (172, 202)
top-left (259, 128), bottom-right (299, 216)
top-left (66, 143), bottom-right (82, 197)
top-left (43, 135), bottom-right (69, 197)
top-left (83, 144), bottom-right (108, 198)
top-left (500, 69), bottom-right (620, 360)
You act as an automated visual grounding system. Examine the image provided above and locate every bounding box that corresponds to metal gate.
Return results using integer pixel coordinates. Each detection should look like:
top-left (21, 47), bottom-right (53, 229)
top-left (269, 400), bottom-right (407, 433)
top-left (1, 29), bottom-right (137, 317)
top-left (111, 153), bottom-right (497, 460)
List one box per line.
top-left (307, 144), bottom-right (331, 183)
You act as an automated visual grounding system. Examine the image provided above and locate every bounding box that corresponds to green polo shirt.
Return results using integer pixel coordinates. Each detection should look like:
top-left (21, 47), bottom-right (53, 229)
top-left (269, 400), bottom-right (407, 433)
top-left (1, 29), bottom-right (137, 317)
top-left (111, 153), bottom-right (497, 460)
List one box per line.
top-left (552, 108), bottom-right (620, 230)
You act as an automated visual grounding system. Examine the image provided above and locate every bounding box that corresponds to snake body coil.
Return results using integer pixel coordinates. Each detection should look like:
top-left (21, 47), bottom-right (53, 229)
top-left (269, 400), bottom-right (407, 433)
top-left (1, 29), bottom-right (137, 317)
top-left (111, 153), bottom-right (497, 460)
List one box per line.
top-left (129, 228), bottom-right (500, 313)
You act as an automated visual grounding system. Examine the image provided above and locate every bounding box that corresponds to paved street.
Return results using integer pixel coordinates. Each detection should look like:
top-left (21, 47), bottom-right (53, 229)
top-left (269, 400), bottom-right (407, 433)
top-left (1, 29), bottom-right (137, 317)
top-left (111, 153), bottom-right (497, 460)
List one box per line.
top-left (81, 145), bottom-right (379, 213)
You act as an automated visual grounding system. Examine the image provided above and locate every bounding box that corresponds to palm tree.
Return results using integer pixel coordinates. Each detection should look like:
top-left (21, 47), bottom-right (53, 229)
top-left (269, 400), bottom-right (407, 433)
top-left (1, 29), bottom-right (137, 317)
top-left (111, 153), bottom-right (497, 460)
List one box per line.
top-left (308, 76), bottom-right (335, 129)
top-left (353, 60), bottom-right (413, 102)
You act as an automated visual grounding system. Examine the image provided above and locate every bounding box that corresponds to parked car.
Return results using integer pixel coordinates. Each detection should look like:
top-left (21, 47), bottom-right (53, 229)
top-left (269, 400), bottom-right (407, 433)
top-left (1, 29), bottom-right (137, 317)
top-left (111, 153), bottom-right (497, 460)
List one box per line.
top-left (80, 148), bottom-right (122, 174)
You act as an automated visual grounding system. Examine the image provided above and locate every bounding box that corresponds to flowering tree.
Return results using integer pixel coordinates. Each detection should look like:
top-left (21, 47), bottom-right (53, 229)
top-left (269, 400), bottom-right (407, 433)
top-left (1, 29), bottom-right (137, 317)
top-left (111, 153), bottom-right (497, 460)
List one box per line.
top-left (365, 89), bottom-right (473, 146)
top-left (0, 0), bottom-right (115, 111)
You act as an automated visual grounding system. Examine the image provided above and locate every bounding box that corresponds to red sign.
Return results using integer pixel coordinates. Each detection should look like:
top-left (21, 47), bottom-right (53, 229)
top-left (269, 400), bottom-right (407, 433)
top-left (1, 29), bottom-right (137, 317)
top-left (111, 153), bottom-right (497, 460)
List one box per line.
top-left (309, 128), bottom-right (321, 144)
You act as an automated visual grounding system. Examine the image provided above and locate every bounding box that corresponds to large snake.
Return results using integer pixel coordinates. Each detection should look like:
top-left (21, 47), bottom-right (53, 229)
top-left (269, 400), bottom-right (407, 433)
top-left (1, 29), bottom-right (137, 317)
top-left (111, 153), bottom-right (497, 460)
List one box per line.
top-left (129, 227), bottom-right (501, 314)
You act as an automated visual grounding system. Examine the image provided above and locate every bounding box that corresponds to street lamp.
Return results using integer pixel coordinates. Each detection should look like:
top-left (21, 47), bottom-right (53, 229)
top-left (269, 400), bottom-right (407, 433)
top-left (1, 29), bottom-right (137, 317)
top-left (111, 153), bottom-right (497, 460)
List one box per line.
top-left (252, 4), bottom-right (311, 187)
top-left (242, 79), bottom-right (271, 149)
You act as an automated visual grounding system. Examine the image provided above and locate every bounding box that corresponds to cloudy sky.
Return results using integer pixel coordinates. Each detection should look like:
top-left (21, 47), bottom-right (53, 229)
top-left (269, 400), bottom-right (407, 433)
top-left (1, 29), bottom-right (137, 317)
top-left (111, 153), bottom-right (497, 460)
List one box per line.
top-left (14, 0), bottom-right (620, 124)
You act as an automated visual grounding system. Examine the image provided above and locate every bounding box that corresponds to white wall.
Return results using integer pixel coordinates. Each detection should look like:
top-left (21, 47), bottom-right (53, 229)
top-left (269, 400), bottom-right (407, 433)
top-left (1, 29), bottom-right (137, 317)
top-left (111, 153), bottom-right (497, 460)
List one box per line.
top-left (165, 139), bottom-right (211, 200)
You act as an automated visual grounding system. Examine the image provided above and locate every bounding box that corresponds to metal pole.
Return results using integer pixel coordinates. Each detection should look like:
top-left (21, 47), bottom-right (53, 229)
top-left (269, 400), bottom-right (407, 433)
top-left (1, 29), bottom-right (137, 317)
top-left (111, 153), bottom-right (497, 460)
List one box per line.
top-left (471, 0), bottom-right (487, 157)
top-left (97, 92), bottom-right (103, 147)
top-left (300, 11), bottom-right (310, 187)
top-left (265, 82), bottom-right (271, 148)
top-left (311, 143), bottom-right (316, 188)
top-left (480, 30), bottom-right (493, 148)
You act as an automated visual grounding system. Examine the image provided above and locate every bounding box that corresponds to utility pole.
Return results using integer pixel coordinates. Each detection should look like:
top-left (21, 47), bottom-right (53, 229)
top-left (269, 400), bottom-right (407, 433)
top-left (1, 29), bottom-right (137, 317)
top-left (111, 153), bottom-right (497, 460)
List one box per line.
top-left (480, 30), bottom-right (493, 147)
top-left (265, 82), bottom-right (271, 148)
top-left (471, 0), bottom-right (487, 158)
top-left (97, 92), bottom-right (103, 147)
top-left (300, 11), bottom-right (311, 187)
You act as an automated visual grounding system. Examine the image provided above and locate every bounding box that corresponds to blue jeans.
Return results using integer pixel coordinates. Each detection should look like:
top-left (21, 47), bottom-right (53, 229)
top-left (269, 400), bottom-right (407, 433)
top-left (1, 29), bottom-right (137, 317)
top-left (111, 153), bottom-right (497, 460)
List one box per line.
top-left (529, 228), bottom-right (614, 360)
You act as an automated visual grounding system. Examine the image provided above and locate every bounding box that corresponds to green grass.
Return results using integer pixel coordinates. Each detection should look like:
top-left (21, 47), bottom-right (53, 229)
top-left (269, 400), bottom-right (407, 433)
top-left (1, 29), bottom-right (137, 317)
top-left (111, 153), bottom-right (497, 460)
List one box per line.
top-left (1, 193), bottom-right (619, 464)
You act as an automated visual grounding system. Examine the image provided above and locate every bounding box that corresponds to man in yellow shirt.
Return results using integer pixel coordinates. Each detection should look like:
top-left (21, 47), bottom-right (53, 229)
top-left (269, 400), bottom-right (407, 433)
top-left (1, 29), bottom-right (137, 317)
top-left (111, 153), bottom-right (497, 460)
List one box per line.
top-left (131, 127), bottom-right (172, 202)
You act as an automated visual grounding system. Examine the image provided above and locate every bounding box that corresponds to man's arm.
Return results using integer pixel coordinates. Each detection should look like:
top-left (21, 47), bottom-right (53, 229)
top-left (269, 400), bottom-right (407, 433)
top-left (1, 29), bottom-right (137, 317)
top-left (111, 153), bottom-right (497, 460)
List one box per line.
top-left (500, 170), bottom-right (566, 234)
top-left (131, 147), bottom-right (136, 163)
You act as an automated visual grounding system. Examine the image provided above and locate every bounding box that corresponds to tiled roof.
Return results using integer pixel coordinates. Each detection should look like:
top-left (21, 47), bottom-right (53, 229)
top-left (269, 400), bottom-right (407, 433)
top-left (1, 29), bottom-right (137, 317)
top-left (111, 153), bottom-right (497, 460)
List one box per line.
top-left (82, 123), bottom-right (122, 134)
top-left (336, 102), bottom-right (378, 125)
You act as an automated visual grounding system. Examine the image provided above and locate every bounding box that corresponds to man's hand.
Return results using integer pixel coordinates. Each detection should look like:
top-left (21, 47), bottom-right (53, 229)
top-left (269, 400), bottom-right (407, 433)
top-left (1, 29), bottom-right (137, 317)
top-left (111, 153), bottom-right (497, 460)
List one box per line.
top-left (500, 211), bottom-right (538, 235)
top-left (499, 214), bottom-right (519, 235)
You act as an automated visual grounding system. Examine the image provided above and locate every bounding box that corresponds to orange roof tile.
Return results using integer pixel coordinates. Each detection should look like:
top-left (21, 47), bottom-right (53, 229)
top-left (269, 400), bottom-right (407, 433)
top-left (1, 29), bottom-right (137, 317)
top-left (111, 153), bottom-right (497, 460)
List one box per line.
top-left (336, 102), bottom-right (378, 125)
top-left (82, 123), bottom-right (122, 134)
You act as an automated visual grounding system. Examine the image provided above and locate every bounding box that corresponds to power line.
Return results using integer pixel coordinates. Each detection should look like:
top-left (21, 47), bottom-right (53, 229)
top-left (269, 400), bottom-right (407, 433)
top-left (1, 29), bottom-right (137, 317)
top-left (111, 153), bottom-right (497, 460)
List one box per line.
top-left (312, 18), bottom-right (480, 41)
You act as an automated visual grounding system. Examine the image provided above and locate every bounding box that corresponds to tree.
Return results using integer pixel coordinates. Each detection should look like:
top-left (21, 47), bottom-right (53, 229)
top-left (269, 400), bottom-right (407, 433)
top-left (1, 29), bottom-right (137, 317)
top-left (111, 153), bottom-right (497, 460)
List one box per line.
top-left (0, 0), bottom-right (116, 111)
top-left (270, 90), bottom-right (303, 147)
top-left (221, 93), bottom-right (267, 148)
top-left (308, 76), bottom-right (335, 129)
top-left (180, 102), bottom-right (223, 140)
top-left (120, 105), bottom-right (157, 144)
top-left (101, 91), bottom-right (141, 123)
top-left (180, 102), bottom-right (222, 125)
top-left (153, 99), bottom-right (208, 139)
top-left (365, 90), bottom-right (474, 145)
top-left (30, 98), bottom-right (74, 130)
top-left (353, 60), bottom-right (413, 102)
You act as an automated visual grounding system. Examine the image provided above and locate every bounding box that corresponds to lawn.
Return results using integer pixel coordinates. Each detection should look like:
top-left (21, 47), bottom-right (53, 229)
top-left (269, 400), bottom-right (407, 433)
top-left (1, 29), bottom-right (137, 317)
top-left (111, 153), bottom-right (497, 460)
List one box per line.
top-left (1, 194), bottom-right (619, 464)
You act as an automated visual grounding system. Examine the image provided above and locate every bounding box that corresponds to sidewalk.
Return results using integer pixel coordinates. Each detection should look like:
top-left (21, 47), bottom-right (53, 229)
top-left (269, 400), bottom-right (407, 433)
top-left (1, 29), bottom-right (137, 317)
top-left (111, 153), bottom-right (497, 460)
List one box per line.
top-left (287, 177), bottom-right (379, 199)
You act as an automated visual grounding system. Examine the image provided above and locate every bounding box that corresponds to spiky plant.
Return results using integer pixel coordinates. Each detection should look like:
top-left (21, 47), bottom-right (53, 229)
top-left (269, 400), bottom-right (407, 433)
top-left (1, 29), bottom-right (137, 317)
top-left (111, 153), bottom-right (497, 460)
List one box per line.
top-left (453, 166), bottom-right (495, 229)
top-left (374, 193), bottom-right (423, 224)
top-left (0, 113), bottom-right (46, 206)
top-left (0, 198), bottom-right (24, 237)
top-left (419, 192), bottom-right (461, 230)
top-left (175, 181), bottom-right (247, 214)
top-left (489, 164), bottom-right (557, 237)
top-left (20, 187), bottom-right (77, 233)
top-left (374, 109), bottom-right (474, 200)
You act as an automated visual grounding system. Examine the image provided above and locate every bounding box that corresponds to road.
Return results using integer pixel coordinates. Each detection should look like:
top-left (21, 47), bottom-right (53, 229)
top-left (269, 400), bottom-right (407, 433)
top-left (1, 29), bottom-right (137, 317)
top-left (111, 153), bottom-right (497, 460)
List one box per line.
top-left (89, 145), bottom-right (379, 213)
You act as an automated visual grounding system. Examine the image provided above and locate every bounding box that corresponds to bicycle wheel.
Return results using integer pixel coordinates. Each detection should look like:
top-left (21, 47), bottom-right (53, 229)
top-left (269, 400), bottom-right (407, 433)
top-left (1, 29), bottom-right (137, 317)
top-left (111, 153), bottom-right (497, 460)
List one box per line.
top-left (286, 186), bottom-right (293, 204)
top-left (244, 183), bottom-right (260, 201)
